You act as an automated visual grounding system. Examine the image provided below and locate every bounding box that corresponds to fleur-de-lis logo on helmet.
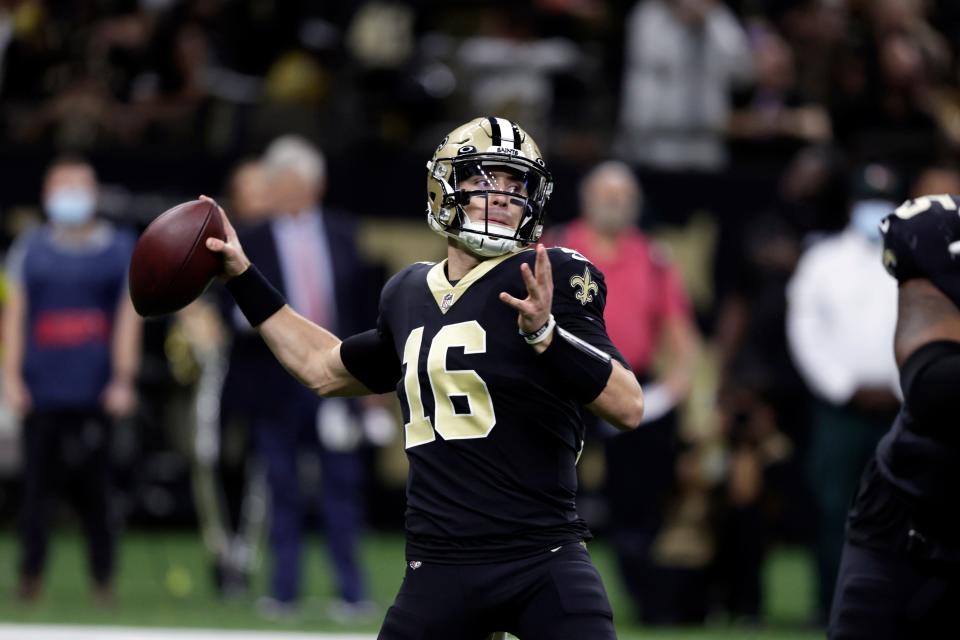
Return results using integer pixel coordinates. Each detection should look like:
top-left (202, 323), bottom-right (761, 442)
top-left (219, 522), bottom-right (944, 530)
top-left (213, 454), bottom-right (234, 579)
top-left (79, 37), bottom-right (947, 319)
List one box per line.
top-left (570, 266), bottom-right (599, 305)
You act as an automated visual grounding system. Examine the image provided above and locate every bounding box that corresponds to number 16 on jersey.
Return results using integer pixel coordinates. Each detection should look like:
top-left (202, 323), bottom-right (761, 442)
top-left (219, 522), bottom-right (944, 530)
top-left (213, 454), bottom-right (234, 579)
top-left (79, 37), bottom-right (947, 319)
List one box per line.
top-left (401, 321), bottom-right (498, 448)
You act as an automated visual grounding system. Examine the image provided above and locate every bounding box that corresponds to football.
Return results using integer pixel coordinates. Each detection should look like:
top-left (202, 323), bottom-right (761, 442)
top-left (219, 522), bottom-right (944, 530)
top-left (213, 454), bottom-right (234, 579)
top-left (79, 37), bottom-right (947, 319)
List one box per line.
top-left (128, 199), bottom-right (225, 317)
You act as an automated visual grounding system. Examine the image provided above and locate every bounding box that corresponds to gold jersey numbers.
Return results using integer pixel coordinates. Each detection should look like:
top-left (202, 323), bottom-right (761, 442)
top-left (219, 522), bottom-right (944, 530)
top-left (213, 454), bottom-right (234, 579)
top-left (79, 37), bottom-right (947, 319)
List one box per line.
top-left (400, 321), bottom-right (497, 449)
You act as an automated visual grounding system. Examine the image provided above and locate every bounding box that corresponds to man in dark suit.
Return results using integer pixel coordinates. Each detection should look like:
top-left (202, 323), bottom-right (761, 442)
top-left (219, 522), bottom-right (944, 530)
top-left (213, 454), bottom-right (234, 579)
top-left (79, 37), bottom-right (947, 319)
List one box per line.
top-left (220, 135), bottom-right (380, 620)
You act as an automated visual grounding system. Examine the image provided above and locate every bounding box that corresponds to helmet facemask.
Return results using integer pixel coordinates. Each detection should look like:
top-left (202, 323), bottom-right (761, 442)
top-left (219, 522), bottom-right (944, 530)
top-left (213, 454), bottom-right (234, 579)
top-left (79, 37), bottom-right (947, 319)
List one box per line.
top-left (428, 154), bottom-right (552, 257)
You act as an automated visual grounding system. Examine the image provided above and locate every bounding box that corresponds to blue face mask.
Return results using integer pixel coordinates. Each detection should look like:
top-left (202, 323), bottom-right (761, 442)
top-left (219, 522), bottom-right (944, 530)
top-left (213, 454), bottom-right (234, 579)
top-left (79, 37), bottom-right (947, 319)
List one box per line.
top-left (45, 188), bottom-right (96, 226)
top-left (850, 199), bottom-right (895, 242)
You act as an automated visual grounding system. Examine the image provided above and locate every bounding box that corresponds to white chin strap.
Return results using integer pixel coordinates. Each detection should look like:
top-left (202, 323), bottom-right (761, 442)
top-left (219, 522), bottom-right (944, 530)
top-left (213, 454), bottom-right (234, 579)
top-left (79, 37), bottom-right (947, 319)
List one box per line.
top-left (459, 220), bottom-right (521, 257)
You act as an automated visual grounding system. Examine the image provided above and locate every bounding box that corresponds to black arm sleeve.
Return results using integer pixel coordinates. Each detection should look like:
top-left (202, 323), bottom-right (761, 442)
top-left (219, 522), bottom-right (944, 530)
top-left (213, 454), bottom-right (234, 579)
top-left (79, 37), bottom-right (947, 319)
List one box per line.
top-left (901, 340), bottom-right (960, 436)
top-left (549, 250), bottom-right (629, 369)
top-left (538, 325), bottom-right (614, 405)
top-left (340, 328), bottom-right (401, 394)
top-left (555, 313), bottom-right (629, 370)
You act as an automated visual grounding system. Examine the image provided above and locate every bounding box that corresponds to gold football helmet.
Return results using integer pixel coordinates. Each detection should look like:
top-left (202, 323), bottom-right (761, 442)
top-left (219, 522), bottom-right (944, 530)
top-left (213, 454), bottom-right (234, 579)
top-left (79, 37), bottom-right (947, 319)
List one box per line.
top-left (426, 117), bottom-right (553, 257)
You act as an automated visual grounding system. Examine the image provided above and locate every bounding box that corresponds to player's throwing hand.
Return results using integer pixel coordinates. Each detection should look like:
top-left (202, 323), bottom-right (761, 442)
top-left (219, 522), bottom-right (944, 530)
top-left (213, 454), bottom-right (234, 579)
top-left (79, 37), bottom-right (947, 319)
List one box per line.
top-left (201, 195), bottom-right (251, 278)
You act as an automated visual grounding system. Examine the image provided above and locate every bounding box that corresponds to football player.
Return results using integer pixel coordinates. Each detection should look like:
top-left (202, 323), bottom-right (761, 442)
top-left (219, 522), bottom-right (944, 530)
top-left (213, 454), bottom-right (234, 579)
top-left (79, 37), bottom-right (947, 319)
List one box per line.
top-left (204, 117), bottom-right (644, 639)
top-left (829, 194), bottom-right (960, 639)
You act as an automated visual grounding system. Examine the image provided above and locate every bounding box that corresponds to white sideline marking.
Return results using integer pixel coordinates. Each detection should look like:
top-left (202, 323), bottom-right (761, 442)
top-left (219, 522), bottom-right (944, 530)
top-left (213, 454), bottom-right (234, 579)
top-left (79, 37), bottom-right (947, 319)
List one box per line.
top-left (0, 625), bottom-right (376, 640)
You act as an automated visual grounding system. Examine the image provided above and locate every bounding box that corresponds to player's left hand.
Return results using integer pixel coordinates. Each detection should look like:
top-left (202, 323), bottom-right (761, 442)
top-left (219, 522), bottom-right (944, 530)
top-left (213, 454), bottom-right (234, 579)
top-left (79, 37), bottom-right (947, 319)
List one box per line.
top-left (499, 244), bottom-right (553, 346)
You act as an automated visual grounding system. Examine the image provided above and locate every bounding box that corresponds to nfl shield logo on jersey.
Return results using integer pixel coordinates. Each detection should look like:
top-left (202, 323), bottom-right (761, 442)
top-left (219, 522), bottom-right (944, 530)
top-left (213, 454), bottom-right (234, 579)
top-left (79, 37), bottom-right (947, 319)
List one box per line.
top-left (441, 292), bottom-right (455, 312)
top-left (409, 560), bottom-right (422, 570)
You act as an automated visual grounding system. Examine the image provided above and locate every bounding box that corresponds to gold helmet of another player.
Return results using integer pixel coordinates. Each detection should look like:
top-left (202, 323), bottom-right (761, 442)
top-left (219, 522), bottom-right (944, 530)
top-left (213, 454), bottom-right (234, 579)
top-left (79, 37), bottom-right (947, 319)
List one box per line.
top-left (426, 117), bottom-right (553, 257)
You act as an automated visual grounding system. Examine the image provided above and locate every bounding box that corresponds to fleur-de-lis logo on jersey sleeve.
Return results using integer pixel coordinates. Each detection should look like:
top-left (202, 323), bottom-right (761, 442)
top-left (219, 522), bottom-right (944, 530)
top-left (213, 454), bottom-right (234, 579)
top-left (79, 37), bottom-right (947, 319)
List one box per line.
top-left (570, 266), bottom-right (599, 305)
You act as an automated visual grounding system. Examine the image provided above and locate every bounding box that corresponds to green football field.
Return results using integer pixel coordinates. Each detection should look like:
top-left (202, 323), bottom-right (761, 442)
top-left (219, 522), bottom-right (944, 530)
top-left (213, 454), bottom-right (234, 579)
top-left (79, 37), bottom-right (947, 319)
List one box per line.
top-left (0, 530), bottom-right (822, 640)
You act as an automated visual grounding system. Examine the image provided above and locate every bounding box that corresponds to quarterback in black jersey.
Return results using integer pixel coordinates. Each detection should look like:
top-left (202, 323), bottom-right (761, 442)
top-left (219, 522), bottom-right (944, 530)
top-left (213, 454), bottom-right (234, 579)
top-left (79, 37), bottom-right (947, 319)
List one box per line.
top-left (829, 194), bottom-right (960, 639)
top-left (204, 117), bottom-right (644, 639)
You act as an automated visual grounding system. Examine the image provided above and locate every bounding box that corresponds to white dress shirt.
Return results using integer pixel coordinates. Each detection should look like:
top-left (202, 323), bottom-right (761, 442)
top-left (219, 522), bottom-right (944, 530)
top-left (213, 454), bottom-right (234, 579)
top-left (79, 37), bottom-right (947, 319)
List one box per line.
top-left (786, 228), bottom-right (900, 405)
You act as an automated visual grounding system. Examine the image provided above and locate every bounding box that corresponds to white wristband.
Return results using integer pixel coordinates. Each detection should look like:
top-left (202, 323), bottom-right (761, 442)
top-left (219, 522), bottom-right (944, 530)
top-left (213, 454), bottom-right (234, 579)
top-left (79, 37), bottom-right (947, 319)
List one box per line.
top-left (521, 314), bottom-right (556, 344)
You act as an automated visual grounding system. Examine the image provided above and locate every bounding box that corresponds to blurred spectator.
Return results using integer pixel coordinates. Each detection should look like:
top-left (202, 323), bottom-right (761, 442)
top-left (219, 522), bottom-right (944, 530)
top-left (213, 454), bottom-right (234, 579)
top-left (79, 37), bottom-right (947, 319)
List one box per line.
top-left (786, 162), bottom-right (902, 623)
top-left (909, 164), bottom-right (960, 198)
top-left (773, 0), bottom-right (851, 105)
top-left (707, 147), bottom-right (852, 622)
top-left (706, 378), bottom-right (794, 624)
top-left (866, 0), bottom-right (951, 75)
top-left (711, 146), bottom-right (851, 563)
top-left (346, 2), bottom-right (416, 70)
top-left (716, 145), bottom-right (852, 449)
top-left (225, 159), bottom-right (272, 224)
top-left (219, 135), bottom-right (378, 621)
top-left (187, 159), bottom-right (273, 599)
top-left (710, 212), bottom-right (804, 624)
top-left (179, 291), bottom-right (263, 600)
top-left (1, 1), bottom-right (288, 151)
top-left (727, 21), bottom-right (832, 167)
top-left (454, 5), bottom-right (583, 138)
top-left (830, 2), bottom-right (948, 169)
top-left (121, 6), bottom-right (219, 148)
top-left (548, 160), bottom-right (700, 624)
top-left (618, 0), bottom-right (753, 171)
top-left (2, 155), bottom-right (141, 605)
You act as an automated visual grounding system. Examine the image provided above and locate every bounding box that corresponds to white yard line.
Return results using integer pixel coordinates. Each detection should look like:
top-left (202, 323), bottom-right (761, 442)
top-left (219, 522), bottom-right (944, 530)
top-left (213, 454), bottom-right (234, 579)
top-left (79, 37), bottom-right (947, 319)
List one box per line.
top-left (0, 625), bottom-right (376, 640)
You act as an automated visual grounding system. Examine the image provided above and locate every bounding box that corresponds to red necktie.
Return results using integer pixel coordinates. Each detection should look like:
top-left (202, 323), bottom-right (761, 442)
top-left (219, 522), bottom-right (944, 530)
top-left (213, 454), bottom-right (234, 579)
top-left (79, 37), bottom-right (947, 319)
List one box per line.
top-left (292, 219), bottom-right (327, 327)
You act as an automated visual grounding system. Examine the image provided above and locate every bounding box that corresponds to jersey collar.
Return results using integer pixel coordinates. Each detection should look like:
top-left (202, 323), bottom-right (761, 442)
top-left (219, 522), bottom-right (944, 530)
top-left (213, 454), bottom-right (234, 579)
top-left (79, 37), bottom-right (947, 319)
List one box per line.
top-left (426, 249), bottom-right (531, 314)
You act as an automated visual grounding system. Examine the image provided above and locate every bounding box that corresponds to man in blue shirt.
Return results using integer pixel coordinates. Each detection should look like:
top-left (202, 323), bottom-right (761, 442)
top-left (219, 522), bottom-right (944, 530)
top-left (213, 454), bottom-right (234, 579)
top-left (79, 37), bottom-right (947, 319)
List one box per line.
top-left (3, 155), bottom-right (141, 605)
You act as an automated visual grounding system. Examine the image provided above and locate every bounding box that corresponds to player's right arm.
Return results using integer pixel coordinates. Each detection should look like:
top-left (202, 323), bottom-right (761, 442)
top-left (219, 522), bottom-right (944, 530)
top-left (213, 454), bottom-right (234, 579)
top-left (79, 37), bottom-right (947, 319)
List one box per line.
top-left (203, 197), bottom-right (380, 398)
top-left (894, 279), bottom-right (960, 366)
top-left (258, 309), bottom-right (370, 397)
top-left (893, 279), bottom-right (960, 433)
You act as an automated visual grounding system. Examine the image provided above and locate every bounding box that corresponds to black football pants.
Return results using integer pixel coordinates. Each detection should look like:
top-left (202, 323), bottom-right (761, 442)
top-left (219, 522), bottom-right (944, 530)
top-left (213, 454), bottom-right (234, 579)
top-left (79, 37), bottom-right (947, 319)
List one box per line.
top-left (378, 542), bottom-right (616, 640)
top-left (829, 541), bottom-right (960, 639)
top-left (19, 409), bottom-right (115, 585)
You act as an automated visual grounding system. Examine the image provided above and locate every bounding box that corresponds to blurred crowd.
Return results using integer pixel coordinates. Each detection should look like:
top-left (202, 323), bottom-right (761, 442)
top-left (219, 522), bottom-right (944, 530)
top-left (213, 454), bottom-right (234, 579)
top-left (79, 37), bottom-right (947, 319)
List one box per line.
top-left (2, 0), bottom-right (960, 630)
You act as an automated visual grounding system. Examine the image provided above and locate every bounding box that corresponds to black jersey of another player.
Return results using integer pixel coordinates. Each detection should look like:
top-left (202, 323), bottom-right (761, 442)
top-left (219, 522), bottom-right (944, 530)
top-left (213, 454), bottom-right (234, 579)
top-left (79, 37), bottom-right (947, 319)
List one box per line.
top-left (876, 196), bottom-right (960, 508)
top-left (363, 247), bottom-right (624, 564)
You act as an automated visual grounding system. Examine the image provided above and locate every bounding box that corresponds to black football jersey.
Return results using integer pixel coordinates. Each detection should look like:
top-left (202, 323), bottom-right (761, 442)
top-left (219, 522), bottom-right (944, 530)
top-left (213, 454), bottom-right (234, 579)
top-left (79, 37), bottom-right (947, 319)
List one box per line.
top-left (875, 195), bottom-right (960, 516)
top-left (351, 247), bottom-right (625, 563)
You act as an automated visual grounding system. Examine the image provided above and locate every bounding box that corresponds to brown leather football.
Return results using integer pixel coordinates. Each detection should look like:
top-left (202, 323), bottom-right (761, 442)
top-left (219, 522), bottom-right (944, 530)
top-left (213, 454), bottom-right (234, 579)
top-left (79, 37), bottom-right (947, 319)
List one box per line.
top-left (128, 199), bottom-right (224, 317)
